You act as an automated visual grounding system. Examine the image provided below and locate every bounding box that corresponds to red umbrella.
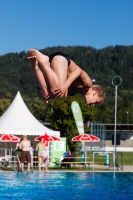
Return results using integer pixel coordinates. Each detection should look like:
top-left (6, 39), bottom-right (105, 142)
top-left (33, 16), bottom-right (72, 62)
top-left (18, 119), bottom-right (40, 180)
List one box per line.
top-left (0, 134), bottom-right (21, 142)
top-left (0, 134), bottom-right (21, 150)
top-left (34, 133), bottom-right (60, 147)
top-left (72, 133), bottom-right (100, 142)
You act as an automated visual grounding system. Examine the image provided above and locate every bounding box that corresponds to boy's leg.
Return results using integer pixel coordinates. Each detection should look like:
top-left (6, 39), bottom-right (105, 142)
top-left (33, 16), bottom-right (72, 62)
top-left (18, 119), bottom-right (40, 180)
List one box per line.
top-left (50, 56), bottom-right (69, 97)
top-left (28, 49), bottom-right (60, 95)
top-left (50, 56), bottom-right (68, 86)
top-left (27, 56), bottom-right (52, 102)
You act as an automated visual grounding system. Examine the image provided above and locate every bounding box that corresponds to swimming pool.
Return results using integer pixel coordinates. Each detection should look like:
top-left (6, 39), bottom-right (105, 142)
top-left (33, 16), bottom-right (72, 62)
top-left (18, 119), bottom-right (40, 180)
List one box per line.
top-left (0, 172), bottom-right (133, 200)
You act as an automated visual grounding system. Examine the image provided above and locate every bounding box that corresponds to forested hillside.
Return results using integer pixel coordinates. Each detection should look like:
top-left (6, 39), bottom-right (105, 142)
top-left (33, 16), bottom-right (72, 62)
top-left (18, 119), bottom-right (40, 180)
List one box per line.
top-left (0, 45), bottom-right (133, 146)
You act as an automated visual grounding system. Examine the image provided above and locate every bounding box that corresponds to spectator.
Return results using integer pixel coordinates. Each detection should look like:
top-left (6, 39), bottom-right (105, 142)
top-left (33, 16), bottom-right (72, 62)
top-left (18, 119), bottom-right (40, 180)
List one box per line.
top-left (61, 150), bottom-right (71, 168)
top-left (19, 135), bottom-right (31, 172)
top-left (36, 139), bottom-right (49, 172)
top-left (63, 150), bottom-right (70, 158)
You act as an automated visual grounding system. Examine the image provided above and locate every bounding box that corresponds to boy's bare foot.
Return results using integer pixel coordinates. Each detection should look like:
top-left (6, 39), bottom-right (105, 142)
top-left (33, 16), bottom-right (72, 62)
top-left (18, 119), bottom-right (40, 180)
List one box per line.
top-left (27, 56), bottom-right (38, 69)
top-left (28, 49), bottom-right (49, 65)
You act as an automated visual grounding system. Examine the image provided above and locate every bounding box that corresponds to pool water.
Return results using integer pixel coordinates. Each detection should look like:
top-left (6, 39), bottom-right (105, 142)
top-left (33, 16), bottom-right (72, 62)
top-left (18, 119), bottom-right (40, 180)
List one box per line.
top-left (0, 172), bottom-right (133, 200)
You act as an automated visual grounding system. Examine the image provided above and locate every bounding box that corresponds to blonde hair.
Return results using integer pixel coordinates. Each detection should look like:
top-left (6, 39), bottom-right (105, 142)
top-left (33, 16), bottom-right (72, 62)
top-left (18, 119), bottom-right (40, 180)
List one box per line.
top-left (91, 85), bottom-right (106, 102)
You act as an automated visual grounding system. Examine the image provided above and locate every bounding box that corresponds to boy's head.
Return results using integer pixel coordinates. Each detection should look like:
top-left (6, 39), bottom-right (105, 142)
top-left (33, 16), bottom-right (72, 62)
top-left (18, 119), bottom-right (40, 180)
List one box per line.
top-left (85, 85), bottom-right (105, 106)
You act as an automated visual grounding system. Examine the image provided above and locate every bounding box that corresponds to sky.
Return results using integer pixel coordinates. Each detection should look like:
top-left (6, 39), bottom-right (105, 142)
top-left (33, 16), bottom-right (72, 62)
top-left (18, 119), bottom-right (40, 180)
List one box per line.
top-left (0, 0), bottom-right (133, 56)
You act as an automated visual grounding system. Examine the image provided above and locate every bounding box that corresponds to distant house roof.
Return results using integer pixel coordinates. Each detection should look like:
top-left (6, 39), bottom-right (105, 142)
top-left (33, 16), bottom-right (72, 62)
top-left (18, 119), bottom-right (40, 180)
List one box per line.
top-left (103, 124), bottom-right (133, 131)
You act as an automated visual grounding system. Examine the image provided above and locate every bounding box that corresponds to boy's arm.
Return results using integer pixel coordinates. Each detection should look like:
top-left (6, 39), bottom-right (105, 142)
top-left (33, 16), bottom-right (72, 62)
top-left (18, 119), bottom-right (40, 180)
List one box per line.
top-left (64, 67), bottom-right (82, 88)
top-left (54, 68), bottom-right (82, 97)
top-left (80, 70), bottom-right (92, 87)
top-left (65, 68), bottom-right (92, 88)
top-left (54, 69), bottom-right (92, 97)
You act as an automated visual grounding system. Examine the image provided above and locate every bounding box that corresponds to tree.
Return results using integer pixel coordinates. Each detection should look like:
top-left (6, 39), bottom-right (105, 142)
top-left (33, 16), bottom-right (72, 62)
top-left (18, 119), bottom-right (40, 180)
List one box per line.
top-left (45, 95), bottom-right (96, 150)
top-left (0, 99), bottom-right (11, 116)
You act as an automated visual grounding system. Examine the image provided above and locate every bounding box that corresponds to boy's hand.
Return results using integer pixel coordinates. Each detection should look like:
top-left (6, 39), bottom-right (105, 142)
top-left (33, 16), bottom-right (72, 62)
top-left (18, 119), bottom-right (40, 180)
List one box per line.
top-left (54, 84), bottom-right (68, 98)
top-left (41, 91), bottom-right (49, 103)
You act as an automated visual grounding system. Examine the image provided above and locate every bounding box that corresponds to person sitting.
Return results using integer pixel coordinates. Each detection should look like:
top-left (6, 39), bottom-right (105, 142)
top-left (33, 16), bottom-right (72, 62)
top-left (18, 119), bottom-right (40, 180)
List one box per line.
top-left (27, 49), bottom-right (105, 106)
top-left (61, 150), bottom-right (71, 168)
top-left (63, 150), bottom-right (70, 158)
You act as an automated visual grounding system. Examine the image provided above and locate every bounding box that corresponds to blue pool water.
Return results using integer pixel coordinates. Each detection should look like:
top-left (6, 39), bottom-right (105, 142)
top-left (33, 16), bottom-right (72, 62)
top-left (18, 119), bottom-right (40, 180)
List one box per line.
top-left (0, 172), bottom-right (133, 200)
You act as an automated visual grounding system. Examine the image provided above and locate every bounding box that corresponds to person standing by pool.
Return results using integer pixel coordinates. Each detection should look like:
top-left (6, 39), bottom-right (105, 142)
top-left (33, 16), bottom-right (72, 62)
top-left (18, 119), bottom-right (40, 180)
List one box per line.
top-left (19, 135), bottom-right (31, 172)
top-left (36, 139), bottom-right (49, 172)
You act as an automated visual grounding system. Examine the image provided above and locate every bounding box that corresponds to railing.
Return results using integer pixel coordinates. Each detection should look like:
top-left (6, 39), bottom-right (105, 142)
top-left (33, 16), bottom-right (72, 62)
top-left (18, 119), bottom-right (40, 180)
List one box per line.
top-left (0, 148), bottom-right (11, 157)
top-left (1, 148), bottom-right (114, 171)
top-left (0, 154), bottom-right (92, 171)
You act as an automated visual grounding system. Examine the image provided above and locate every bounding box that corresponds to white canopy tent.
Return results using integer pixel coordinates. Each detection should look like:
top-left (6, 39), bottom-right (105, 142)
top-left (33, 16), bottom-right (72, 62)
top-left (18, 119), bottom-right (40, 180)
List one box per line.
top-left (0, 91), bottom-right (60, 137)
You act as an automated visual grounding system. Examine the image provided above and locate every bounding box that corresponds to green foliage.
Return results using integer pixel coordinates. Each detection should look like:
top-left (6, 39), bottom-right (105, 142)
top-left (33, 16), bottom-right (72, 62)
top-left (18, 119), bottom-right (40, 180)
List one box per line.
top-left (0, 99), bottom-right (11, 116)
top-left (28, 97), bottom-right (47, 121)
top-left (43, 95), bottom-right (94, 150)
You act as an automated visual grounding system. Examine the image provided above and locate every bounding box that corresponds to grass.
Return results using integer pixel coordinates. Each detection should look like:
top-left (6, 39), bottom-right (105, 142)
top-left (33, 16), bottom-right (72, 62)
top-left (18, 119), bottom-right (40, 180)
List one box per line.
top-left (87, 152), bottom-right (133, 166)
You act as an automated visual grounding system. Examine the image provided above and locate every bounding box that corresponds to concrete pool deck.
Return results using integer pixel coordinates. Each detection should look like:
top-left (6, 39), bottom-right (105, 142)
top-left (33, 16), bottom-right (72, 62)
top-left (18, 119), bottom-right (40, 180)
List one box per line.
top-left (88, 164), bottom-right (133, 172)
top-left (1, 165), bottom-right (133, 172)
top-left (93, 164), bottom-right (133, 172)
top-left (48, 164), bottom-right (133, 172)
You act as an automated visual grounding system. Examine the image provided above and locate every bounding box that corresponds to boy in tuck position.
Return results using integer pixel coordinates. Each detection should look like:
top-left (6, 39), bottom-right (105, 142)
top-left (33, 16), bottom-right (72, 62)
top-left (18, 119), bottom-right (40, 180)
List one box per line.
top-left (27, 49), bottom-right (105, 106)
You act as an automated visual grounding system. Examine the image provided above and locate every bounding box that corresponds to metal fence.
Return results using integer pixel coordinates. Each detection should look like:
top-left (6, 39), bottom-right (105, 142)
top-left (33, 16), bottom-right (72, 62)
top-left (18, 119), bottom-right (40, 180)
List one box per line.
top-left (0, 148), bottom-right (11, 157)
top-left (83, 121), bottom-right (106, 152)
